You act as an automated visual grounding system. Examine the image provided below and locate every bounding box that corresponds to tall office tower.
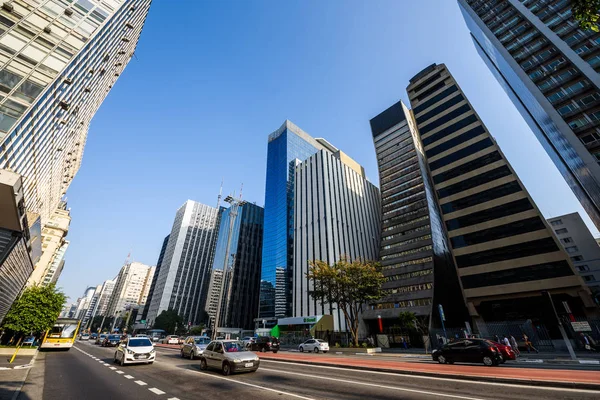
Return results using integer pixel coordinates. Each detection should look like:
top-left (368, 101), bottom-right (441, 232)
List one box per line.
top-left (406, 63), bottom-right (595, 325)
top-left (205, 268), bottom-right (223, 330)
top-left (27, 201), bottom-right (70, 286)
top-left (141, 234), bottom-right (169, 321)
top-left (458, 0), bottom-right (600, 231)
top-left (0, 0), bottom-right (151, 223)
top-left (105, 261), bottom-right (154, 317)
top-left (146, 201), bottom-right (221, 327)
top-left (0, 169), bottom-right (34, 323)
top-left (260, 120), bottom-right (325, 319)
top-left (212, 200), bottom-right (264, 330)
top-left (548, 212), bottom-right (600, 296)
top-left (82, 283), bottom-right (102, 325)
top-left (293, 144), bottom-right (381, 331)
top-left (74, 285), bottom-right (96, 320)
top-left (369, 102), bottom-right (468, 331)
top-left (92, 278), bottom-right (115, 317)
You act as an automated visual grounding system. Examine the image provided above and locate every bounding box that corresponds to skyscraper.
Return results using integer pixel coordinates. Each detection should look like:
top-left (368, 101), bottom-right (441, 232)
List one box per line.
top-left (106, 261), bottom-right (154, 318)
top-left (260, 120), bottom-right (325, 319)
top-left (406, 63), bottom-right (596, 325)
top-left (146, 200), bottom-right (221, 327)
top-left (293, 144), bottom-right (380, 331)
top-left (211, 200), bottom-right (264, 330)
top-left (141, 234), bottom-right (169, 322)
top-left (205, 268), bottom-right (223, 330)
top-left (458, 0), bottom-right (600, 230)
top-left (93, 278), bottom-right (116, 317)
top-left (0, 0), bottom-right (152, 223)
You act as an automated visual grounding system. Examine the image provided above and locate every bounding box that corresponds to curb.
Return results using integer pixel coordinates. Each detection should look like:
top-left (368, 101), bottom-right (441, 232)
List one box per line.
top-left (10, 349), bottom-right (38, 400)
top-left (0, 349), bottom-right (38, 370)
top-left (259, 357), bottom-right (600, 391)
top-left (516, 359), bottom-right (600, 365)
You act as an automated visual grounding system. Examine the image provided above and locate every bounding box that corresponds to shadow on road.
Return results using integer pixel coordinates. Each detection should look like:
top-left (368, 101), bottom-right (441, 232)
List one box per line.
top-left (0, 384), bottom-right (33, 400)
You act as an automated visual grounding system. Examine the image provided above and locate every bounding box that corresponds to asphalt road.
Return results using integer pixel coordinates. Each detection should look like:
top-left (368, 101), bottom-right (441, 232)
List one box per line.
top-left (19, 341), bottom-right (600, 400)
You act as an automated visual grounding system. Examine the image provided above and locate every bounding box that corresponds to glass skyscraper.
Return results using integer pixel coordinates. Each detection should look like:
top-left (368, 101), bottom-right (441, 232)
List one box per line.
top-left (458, 0), bottom-right (600, 231)
top-left (0, 0), bottom-right (151, 223)
top-left (259, 120), bottom-right (324, 318)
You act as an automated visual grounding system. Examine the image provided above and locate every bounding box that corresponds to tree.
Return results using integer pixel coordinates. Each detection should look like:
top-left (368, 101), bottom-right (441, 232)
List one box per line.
top-left (189, 324), bottom-right (205, 335)
top-left (153, 309), bottom-right (183, 334)
top-left (89, 315), bottom-right (113, 333)
top-left (398, 311), bottom-right (431, 353)
top-left (2, 284), bottom-right (66, 336)
top-left (397, 311), bottom-right (417, 328)
top-left (307, 258), bottom-right (384, 346)
top-left (572, 0), bottom-right (600, 32)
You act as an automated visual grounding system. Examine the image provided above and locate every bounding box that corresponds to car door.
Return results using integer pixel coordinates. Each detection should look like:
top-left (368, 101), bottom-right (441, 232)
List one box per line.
top-left (445, 340), bottom-right (465, 362)
top-left (463, 340), bottom-right (481, 363)
top-left (305, 339), bottom-right (315, 351)
top-left (182, 337), bottom-right (190, 356)
top-left (203, 342), bottom-right (215, 367)
top-left (212, 342), bottom-right (224, 368)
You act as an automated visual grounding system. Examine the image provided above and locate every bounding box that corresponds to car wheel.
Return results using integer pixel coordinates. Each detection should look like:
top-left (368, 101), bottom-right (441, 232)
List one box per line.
top-left (323, 351), bottom-right (328, 354)
top-left (438, 355), bottom-right (447, 364)
top-left (272, 350), bottom-right (278, 354)
top-left (314, 347), bottom-right (319, 353)
top-left (483, 356), bottom-right (495, 366)
top-left (147, 362), bottom-right (154, 365)
top-left (189, 351), bottom-right (194, 360)
top-left (299, 347), bottom-right (304, 353)
top-left (200, 358), bottom-right (208, 371)
top-left (180, 350), bottom-right (185, 358)
top-left (120, 354), bottom-right (125, 366)
top-left (222, 362), bottom-right (231, 376)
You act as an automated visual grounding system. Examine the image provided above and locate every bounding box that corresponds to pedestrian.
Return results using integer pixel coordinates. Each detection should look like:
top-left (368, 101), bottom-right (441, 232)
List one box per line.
top-left (580, 333), bottom-right (591, 351)
top-left (503, 335), bottom-right (511, 348)
top-left (494, 334), bottom-right (500, 343)
top-left (522, 333), bottom-right (538, 353)
top-left (402, 337), bottom-right (408, 349)
top-left (510, 335), bottom-right (520, 356)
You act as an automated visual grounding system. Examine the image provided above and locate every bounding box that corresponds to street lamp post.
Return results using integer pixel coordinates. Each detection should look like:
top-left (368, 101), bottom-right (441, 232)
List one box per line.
top-left (543, 291), bottom-right (577, 360)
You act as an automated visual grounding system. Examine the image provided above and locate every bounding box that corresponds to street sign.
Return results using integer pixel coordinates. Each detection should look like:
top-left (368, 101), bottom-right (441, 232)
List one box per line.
top-left (438, 304), bottom-right (446, 322)
top-left (571, 321), bottom-right (592, 332)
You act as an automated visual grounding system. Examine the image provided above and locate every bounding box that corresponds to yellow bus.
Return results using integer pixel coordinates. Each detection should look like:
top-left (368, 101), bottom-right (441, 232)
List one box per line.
top-left (41, 318), bottom-right (81, 350)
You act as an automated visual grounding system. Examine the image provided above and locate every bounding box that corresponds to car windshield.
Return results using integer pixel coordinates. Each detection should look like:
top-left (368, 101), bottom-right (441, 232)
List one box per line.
top-left (108, 335), bottom-right (121, 340)
top-left (223, 342), bottom-right (245, 352)
top-left (195, 337), bottom-right (210, 345)
top-left (316, 339), bottom-right (325, 343)
top-left (129, 338), bottom-right (152, 347)
top-left (99, 335), bottom-right (106, 338)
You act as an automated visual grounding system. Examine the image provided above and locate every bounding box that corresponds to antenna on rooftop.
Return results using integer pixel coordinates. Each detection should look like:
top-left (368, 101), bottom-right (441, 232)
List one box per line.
top-left (217, 178), bottom-right (223, 208)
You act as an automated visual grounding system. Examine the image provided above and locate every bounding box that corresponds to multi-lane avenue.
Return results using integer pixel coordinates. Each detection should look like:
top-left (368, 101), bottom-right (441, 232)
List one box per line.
top-left (18, 342), bottom-right (600, 400)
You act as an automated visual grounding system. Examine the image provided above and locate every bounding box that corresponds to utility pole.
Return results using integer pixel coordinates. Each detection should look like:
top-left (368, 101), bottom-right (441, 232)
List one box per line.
top-left (543, 291), bottom-right (577, 360)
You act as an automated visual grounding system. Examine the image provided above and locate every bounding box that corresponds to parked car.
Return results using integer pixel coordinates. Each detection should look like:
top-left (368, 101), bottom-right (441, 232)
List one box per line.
top-left (178, 336), bottom-right (186, 345)
top-left (96, 334), bottom-right (107, 345)
top-left (22, 336), bottom-right (36, 346)
top-left (241, 336), bottom-right (255, 347)
top-left (181, 336), bottom-right (211, 359)
top-left (248, 336), bottom-right (279, 353)
top-left (199, 340), bottom-right (259, 375)
top-left (298, 339), bottom-right (329, 353)
top-left (432, 339), bottom-right (503, 366)
top-left (102, 334), bottom-right (122, 347)
top-left (161, 335), bottom-right (180, 345)
top-left (90, 333), bottom-right (98, 340)
top-left (491, 341), bottom-right (516, 362)
top-left (79, 333), bottom-right (90, 341)
top-left (114, 337), bottom-right (155, 366)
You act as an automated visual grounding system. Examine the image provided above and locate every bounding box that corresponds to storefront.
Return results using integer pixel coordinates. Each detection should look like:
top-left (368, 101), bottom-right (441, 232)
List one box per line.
top-left (272, 315), bottom-right (334, 345)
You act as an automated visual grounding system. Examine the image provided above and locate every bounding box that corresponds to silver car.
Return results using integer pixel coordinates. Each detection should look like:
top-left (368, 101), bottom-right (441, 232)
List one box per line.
top-left (181, 336), bottom-right (211, 359)
top-left (200, 340), bottom-right (259, 375)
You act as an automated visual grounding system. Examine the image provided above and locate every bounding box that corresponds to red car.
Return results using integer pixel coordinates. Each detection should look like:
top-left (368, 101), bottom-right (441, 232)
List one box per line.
top-left (492, 341), bottom-right (516, 362)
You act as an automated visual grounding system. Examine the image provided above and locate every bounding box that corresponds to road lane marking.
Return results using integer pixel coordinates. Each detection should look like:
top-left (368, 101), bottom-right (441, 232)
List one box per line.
top-left (116, 371), bottom-right (125, 374)
top-left (260, 360), bottom-right (600, 394)
top-left (260, 368), bottom-right (485, 400)
top-left (167, 398), bottom-right (180, 400)
top-left (124, 375), bottom-right (134, 379)
top-left (135, 380), bottom-right (147, 386)
top-left (109, 367), bottom-right (117, 370)
top-left (148, 388), bottom-right (165, 395)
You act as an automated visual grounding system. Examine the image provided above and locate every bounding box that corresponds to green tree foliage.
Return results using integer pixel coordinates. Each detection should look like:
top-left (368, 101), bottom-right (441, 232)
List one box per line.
top-left (572, 0), bottom-right (600, 32)
top-left (189, 324), bottom-right (205, 336)
top-left (307, 258), bottom-right (384, 346)
top-left (2, 284), bottom-right (66, 334)
top-left (397, 311), bottom-right (417, 328)
top-left (89, 315), bottom-right (114, 333)
top-left (153, 309), bottom-right (183, 334)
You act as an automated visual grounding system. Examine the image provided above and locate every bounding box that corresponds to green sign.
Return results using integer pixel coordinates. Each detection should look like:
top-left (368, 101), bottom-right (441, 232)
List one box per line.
top-left (140, 320), bottom-right (146, 324)
top-left (303, 317), bottom-right (317, 323)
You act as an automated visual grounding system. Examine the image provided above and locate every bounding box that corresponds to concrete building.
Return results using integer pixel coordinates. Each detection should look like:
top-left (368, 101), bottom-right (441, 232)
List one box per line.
top-left (0, 169), bottom-right (34, 323)
top-left (205, 268), bottom-right (223, 330)
top-left (106, 261), bottom-right (154, 318)
top-left (74, 286), bottom-right (96, 320)
top-left (146, 201), bottom-right (222, 327)
top-left (92, 278), bottom-right (116, 318)
top-left (548, 212), bottom-right (600, 296)
top-left (293, 145), bottom-right (381, 331)
top-left (406, 63), bottom-right (596, 327)
top-left (27, 202), bottom-right (70, 286)
top-left (459, 0), bottom-right (600, 231)
top-left (260, 120), bottom-right (327, 319)
top-left (141, 234), bottom-right (169, 322)
top-left (0, 0), bottom-right (152, 223)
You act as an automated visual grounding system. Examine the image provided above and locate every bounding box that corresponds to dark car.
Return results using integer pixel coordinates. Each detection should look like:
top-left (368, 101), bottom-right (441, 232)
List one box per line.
top-left (90, 333), bottom-right (98, 340)
top-left (102, 334), bottom-right (122, 347)
top-left (248, 336), bottom-right (279, 353)
top-left (432, 339), bottom-right (503, 366)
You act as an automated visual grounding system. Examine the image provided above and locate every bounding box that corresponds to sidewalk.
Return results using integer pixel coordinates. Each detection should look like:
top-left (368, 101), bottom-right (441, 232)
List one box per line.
top-left (0, 353), bottom-right (37, 400)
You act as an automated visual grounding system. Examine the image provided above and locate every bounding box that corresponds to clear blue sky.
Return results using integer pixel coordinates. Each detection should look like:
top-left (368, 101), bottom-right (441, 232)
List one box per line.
top-left (58, 0), bottom-right (599, 301)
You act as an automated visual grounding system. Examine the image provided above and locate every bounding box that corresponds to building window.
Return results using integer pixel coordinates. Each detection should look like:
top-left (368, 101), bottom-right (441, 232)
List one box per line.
top-left (565, 245), bottom-right (579, 253)
top-left (555, 228), bottom-right (568, 234)
top-left (578, 265), bottom-right (590, 271)
top-left (561, 237), bottom-right (573, 244)
top-left (583, 275), bottom-right (594, 282)
top-left (571, 255), bottom-right (584, 261)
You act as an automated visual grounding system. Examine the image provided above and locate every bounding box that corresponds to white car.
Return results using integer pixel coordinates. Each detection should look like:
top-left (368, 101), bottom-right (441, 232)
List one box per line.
top-left (298, 339), bottom-right (329, 353)
top-left (162, 335), bottom-right (179, 344)
top-left (79, 333), bottom-right (90, 341)
top-left (114, 337), bottom-right (155, 365)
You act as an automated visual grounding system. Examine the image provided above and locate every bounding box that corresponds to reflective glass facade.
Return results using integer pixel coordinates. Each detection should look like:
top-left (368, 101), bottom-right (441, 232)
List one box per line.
top-left (259, 120), bottom-right (322, 318)
top-left (458, 0), bottom-right (600, 231)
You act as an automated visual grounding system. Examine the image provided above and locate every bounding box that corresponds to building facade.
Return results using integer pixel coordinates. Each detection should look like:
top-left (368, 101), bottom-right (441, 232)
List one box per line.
top-left (211, 200), bottom-right (264, 330)
top-left (74, 285), bottom-right (96, 320)
top-left (141, 234), bottom-right (169, 322)
top-left (293, 146), bottom-right (380, 331)
top-left (368, 101), bottom-right (468, 331)
top-left (0, 0), bottom-right (152, 223)
top-left (92, 278), bottom-right (115, 317)
top-left (260, 120), bottom-right (325, 318)
top-left (105, 261), bottom-right (154, 317)
top-left (205, 268), bottom-right (223, 330)
top-left (548, 212), bottom-right (600, 297)
top-left (406, 63), bottom-right (596, 327)
top-left (146, 200), bottom-right (221, 327)
top-left (458, 0), bottom-right (600, 231)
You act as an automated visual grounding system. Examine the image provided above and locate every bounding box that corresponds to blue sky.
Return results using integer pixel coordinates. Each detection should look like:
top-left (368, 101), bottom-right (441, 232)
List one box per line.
top-left (59, 0), bottom-right (599, 301)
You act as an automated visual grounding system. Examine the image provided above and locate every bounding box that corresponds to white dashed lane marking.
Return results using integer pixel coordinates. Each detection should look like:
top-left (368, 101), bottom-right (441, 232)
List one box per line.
top-left (124, 375), bottom-right (134, 379)
top-left (135, 380), bottom-right (147, 386)
top-left (149, 388), bottom-right (165, 395)
top-left (116, 371), bottom-right (125, 374)
top-left (109, 367), bottom-right (117, 370)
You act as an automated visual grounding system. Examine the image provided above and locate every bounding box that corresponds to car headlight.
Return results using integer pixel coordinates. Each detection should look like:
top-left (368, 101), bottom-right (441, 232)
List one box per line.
top-left (254, 357), bottom-right (259, 361)
top-left (233, 358), bottom-right (242, 363)
top-left (126, 349), bottom-right (134, 354)
top-left (150, 349), bottom-right (155, 354)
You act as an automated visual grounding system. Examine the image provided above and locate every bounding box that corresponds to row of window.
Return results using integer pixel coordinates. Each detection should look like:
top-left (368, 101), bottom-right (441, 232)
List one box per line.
top-left (455, 237), bottom-right (559, 268)
top-left (461, 260), bottom-right (574, 289)
top-left (381, 256), bottom-right (433, 271)
top-left (381, 244), bottom-right (433, 261)
top-left (371, 298), bottom-right (432, 309)
top-left (430, 138), bottom-right (493, 172)
top-left (437, 165), bottom-right (511, 200)
top-left (415, 93), bottom-right (465, 126)
top-left (382, 224), bottom-right (430, 242)
top-left (450, 216), bottom-right (546, 249)
top-left (432, 151), bottom-right (502, 185)
top-left (382, 214), bottom-right (429, 233)
top-left (425, 125), bottom-right (486, 159)
top-left (382, 283), bottom-right (433, 295)
top-left (384, 268), bottom-right (433, 282)
top-left (418, 104), bottom-right (472, 136)
top-left (414, 85), bottom-right (458, 115)
top-left (441, 180), bottom-right (522, 215)
top-left (422, 114), bottom-right (478, 147)
top-left (383, 234), bottom-right (432, 251)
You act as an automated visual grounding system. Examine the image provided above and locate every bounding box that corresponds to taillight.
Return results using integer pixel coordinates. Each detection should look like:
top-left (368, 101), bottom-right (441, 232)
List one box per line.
top-left (267, 342), bottom-right (271, 346)
top-left (490, 346), bottom-right (497, 353)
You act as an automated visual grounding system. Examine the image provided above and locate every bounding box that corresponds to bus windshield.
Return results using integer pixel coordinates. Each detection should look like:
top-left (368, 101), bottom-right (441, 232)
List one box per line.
top-left (49, 323), bottom-right (78, 338)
